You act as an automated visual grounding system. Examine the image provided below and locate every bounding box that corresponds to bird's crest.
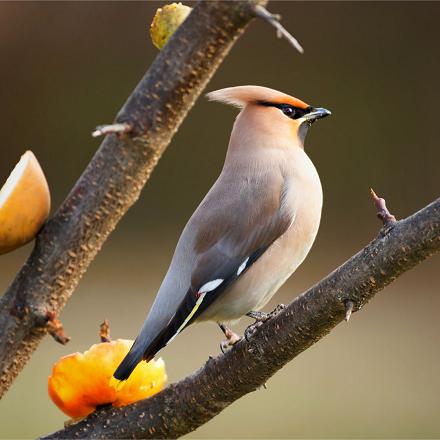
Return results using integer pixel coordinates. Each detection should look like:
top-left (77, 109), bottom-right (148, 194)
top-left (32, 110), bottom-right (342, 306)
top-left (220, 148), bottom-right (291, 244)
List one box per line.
top-left (206, 85), bottom-right (309, 109)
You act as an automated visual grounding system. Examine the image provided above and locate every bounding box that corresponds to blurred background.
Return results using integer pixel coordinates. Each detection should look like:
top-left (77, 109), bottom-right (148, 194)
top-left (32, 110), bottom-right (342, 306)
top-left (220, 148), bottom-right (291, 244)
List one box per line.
top-left (0, 1), bottom-right (439, 438)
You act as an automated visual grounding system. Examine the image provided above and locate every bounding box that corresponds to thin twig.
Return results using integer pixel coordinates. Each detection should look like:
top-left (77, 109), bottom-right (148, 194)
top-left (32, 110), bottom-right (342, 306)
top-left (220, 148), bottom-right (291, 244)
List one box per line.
top-left (370, 188), bottom-right (397, 227)
top-left (91, 123), bottom-right (132, 138)
top-left (345, 300), bottom-right (354, 322)
top-left (99, 319), bottom-right (111, 343)
top-left (253, 4), bottom-right (304, 54)
top-left (46, 312), bottom-right (70, 345)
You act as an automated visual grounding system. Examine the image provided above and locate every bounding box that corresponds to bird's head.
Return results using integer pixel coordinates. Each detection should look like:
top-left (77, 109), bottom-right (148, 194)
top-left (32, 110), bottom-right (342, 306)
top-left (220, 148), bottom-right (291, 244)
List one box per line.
top-left (206, 85), bottom-right (331, 147)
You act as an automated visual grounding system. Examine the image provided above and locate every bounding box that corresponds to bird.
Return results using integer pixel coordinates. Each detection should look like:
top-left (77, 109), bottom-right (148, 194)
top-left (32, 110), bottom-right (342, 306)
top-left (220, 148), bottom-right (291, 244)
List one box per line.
top-left (113, 85), bottom-right (331, 382)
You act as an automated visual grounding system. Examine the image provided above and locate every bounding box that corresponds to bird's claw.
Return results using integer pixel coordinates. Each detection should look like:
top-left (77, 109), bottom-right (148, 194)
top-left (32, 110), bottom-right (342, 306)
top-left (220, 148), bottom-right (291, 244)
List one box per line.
top-left (220, 340), bottom-right (229, 353)
top-left (219, 326), bottom-right (241, 353)
top-left (244, 304), bottom-right (286, 341)
top-left (244, 321), bottom-right (263, 341)
top-left (246, 310), bottom-right (270, 321)
top-left (271, 303), bottom-right (287, 316)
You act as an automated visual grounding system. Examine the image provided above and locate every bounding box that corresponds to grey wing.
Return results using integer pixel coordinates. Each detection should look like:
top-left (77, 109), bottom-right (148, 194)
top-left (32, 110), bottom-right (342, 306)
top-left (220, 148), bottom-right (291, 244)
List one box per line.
top-left (146, 171), bottom-right (291, 348)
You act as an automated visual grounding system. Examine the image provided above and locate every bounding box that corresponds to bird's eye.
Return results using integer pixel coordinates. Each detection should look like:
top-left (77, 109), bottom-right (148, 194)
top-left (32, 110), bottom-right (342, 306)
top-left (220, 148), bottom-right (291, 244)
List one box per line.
top-left (282, 106), bottom-right (295, 118)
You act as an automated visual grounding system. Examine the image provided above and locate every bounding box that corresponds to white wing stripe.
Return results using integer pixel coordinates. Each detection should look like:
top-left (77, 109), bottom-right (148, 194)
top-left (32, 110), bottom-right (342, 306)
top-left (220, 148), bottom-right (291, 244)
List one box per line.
top-left (199, 278), bottom-right (224, 293)
top-left (237, 257), bottom-right (250, 276)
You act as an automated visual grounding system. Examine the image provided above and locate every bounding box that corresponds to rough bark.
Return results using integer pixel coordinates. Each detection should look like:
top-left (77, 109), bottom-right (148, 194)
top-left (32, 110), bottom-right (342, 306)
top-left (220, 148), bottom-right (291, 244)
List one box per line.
top-left (42, 197), bottom-right (440, 439)
top-left (0, 0), bottom-right (266, 398)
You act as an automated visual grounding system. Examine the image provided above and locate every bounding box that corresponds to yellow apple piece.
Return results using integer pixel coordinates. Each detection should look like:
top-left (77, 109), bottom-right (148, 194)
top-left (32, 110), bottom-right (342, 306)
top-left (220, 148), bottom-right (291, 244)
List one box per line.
top-left (0, 150), bottom-right (51, 254)
top-left (150, 2), bottom-right (192, 50)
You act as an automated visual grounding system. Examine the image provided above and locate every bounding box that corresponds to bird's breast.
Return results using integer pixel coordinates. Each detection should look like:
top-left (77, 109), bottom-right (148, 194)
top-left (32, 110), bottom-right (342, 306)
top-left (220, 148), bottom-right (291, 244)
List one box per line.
top-left (199, 149), bottom-right (323, 324)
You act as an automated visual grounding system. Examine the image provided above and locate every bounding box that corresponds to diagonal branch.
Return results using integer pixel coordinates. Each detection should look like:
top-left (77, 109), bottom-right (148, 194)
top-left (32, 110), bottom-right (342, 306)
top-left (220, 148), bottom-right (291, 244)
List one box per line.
top-left (42, 195), bottom-right (440, 439)
top-left (0, 0), bottom-right (267, 398)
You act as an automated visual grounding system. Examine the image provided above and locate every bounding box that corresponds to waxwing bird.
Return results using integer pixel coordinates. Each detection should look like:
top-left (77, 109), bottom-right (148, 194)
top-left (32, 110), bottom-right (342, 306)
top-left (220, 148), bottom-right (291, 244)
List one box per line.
top-left (113, 85), bottom-right (331, 382)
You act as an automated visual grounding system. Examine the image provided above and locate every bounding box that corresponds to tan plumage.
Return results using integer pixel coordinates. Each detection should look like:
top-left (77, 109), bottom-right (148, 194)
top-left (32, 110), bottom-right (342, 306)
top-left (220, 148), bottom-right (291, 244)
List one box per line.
top-left (114, 85), bottom-right (330, 381)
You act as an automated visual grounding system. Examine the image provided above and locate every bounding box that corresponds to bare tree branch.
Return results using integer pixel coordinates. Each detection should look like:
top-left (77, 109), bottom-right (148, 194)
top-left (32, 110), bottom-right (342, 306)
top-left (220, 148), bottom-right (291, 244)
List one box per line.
top-left (42, 195), bottom-right (440, 439)
top-left (0, 0), bottom-right (267, 398)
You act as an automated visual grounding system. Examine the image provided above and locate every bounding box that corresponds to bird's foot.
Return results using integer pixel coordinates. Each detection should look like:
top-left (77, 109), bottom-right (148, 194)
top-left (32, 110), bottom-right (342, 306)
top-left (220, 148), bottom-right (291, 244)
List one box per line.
top-left (245, 304), bottom-right (286, 341)
top-left (246, 310), bottom-right (270, 321)
top-left (219, 324), bottom-right (241, 353)
top-left (270, 303), bottom-right (287, 316)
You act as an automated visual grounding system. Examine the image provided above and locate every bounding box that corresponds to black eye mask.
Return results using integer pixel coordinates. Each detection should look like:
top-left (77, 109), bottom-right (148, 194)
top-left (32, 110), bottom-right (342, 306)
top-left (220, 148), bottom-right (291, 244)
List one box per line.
top-left (257, 101), bottom-right (313, 120)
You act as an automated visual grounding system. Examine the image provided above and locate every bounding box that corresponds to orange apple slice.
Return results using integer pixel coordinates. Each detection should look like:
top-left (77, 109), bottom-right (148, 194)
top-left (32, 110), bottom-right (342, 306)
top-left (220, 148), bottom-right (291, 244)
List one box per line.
top-left (48, 339), bottom-right (167, 418)
top-left (0, 151), bottom-right (51, 254)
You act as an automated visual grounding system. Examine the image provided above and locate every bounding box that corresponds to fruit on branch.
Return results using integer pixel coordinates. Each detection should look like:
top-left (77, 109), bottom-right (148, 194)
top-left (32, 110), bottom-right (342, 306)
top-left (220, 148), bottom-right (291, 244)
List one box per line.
top-left (48, 339), bottom-right (167, 418)
top-left (0, 150), bottom-right (50, 255)
top-left (150, 2), bottom-right (192, 49)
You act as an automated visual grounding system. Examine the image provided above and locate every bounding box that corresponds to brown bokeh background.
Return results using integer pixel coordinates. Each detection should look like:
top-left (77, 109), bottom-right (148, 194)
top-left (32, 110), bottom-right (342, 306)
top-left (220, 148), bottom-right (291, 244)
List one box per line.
top-left (0, 1), bottom-right (439, 438)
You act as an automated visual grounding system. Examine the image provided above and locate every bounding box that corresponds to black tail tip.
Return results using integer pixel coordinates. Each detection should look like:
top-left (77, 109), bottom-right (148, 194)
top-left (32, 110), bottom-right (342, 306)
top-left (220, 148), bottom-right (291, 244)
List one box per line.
top-left (113, 351), bottom-right (142, 381)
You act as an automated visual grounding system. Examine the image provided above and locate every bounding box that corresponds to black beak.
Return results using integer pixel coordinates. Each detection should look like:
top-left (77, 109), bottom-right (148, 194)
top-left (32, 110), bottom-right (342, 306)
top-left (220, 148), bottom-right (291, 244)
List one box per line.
top-left (304, 107), bottom-right (331, 122)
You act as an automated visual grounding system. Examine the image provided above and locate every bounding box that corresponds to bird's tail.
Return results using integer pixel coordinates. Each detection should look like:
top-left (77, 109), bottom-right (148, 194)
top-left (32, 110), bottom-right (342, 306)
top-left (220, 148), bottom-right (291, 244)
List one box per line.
top-left (113, 291), bottom-right (197, 382)
top-left (113, 326), bottom-right (172, 382)
top-left (113, 337), bottom-right (145, 381)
